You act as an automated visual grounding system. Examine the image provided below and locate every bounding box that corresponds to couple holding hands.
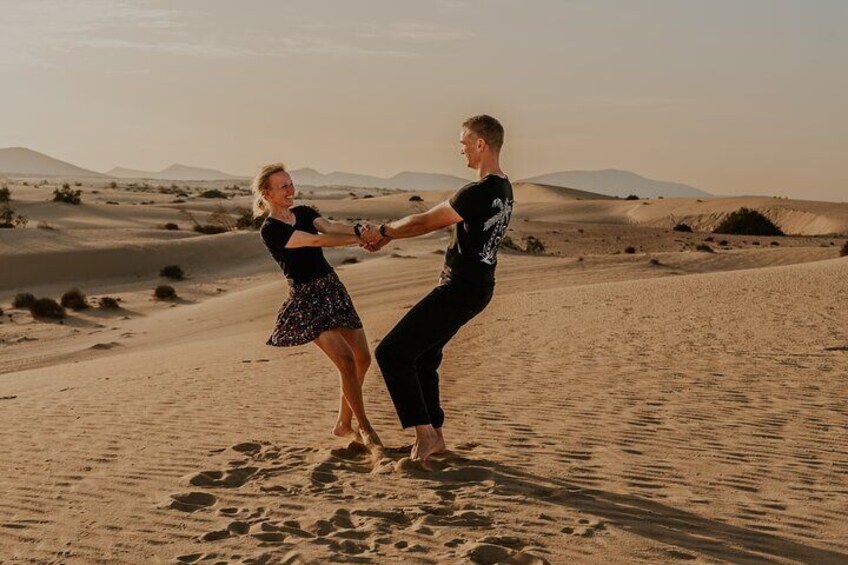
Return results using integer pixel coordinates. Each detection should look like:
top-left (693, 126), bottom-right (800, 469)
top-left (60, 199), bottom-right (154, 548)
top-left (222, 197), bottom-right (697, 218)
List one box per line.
top-left (253, 115), bottom-right (513, 461)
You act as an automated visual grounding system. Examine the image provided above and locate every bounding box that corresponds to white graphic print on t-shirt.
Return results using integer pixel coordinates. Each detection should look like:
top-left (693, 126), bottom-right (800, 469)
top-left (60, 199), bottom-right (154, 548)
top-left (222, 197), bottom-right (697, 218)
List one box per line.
top-left (479, 197), bottom-right (513, 265)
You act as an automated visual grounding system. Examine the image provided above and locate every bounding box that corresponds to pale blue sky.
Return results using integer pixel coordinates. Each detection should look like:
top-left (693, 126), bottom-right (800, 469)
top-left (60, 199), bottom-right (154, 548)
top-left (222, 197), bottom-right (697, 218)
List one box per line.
top-left (1, 0), bottom-right (846, 199)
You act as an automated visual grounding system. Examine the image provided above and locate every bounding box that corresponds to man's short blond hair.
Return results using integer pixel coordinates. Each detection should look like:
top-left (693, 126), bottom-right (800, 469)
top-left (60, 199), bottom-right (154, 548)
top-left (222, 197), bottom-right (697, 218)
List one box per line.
top-left (462, 115), bottom-right (504, 152)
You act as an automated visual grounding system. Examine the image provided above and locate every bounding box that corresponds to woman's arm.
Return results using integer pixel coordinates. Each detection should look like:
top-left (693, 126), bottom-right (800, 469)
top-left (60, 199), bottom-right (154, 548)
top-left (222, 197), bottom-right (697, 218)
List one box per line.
top-left (285, 230), bottom-right (358, 249)
top-left (313, 217), bottom-right (360, 236)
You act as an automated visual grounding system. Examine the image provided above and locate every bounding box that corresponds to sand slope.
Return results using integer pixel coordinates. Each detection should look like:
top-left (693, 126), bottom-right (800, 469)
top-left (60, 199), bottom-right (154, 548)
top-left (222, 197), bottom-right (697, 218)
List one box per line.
top-left (1, 249), bottom-right (847, 564)
top-left (1, 178), bottom-right (848, 564)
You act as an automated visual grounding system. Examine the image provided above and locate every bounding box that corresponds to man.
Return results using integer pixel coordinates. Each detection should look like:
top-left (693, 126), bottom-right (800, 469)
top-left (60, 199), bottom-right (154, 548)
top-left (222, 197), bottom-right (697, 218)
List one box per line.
top-left (362, 115), bottom-right (513, 461)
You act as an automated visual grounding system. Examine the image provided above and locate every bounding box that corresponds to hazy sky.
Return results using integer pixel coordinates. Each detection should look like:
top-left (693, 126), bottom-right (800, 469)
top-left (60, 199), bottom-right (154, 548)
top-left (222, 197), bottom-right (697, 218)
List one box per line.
top-left (1, 0), bottom-right (846, 200)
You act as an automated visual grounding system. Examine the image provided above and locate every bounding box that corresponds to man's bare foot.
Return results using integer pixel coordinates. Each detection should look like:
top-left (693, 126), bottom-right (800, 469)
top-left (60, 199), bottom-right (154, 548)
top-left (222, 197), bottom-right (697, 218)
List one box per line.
top-left (411, 425), bottom-right (446, 461)
top-left (332, 421), bottom-right (357, 439)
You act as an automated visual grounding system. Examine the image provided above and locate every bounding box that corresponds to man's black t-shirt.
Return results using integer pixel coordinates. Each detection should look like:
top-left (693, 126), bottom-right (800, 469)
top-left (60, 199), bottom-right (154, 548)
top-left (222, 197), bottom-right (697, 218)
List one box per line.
top-left (445, 175), bottom-right (514, 287)
top-left (260, 205), bottom-right (333, 284)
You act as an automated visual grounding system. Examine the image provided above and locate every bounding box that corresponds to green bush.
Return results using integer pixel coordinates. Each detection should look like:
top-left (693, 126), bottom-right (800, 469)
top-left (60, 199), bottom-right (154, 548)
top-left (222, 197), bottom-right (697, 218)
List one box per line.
top-left (13, 293), bottom-right (36, 309)
top-left (154, 285), bottom-right (177, 300)
top-left (160, 265), bottom-right (185, 280)
top-left (60, 288), bottom-right (89, 310)
top-left (98, 296), bottom-right (121, 309)
top-left (714, 208), bottom-right (783, 236)
top-left (53, 186), bottom-right (82, 205)
top-left (29, 297), bottom-right (65, 319)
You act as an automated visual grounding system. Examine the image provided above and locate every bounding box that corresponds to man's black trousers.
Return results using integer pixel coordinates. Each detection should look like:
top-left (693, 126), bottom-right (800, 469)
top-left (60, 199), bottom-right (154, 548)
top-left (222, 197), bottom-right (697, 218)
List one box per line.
top-left (376, 278), bottom-right (493, 429)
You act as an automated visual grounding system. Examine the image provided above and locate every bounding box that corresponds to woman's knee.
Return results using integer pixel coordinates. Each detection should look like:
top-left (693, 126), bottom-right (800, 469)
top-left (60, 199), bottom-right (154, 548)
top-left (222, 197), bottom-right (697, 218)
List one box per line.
top-left (333, 350), bottom-right (357, 377)
top-left (355, 348), bottom-right (372, 372)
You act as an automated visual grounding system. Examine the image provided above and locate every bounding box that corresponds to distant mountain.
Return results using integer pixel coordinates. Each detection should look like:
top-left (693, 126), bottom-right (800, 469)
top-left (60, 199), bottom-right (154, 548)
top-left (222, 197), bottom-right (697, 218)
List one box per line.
top-left (107, 164), bottom-right (244, 181)
top-left (0, 147), bottom-right (106, 178)
top-left (289, 168), bottom-right (469, 191)
top-left (521, 169), bottom-right (711, 199)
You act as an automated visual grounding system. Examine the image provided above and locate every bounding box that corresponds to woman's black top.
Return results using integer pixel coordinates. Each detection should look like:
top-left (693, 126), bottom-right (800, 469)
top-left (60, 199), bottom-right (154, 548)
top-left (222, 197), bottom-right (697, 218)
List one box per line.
top-left (260, 205), bottom-right (333, 284)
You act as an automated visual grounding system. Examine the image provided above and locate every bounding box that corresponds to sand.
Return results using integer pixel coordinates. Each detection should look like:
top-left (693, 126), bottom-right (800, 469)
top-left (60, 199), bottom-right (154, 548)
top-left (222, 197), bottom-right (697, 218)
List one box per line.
top-left (1, 178), bottom-right (847, 564)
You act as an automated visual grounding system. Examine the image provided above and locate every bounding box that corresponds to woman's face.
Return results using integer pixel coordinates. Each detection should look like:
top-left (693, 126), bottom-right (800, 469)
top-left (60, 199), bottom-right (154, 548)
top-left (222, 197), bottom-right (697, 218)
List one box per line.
top-left (265, 171), bottom-right (295, 208)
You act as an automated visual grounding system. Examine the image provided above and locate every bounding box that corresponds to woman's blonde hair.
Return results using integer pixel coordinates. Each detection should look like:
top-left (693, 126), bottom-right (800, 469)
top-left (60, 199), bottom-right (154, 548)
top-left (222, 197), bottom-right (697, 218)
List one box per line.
top-left (251, 162), bottom-right (287, 218)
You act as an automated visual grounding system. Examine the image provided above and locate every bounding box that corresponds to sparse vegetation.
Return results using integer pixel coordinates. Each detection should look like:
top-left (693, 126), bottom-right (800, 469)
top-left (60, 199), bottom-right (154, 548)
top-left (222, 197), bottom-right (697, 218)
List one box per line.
top-left (0, 186), bottom-right (10, 202)
top-left (154, 285), bottom-right (178, 300)
top-left (624, 246), bottom-right (637, 254)
top-left (0, 204), bottom-right (27, 228)
top-left (672, 223), bottom-right (693, 233)
top-left (98, 296), bottom-right (121, 309)
top-left (649, 258), bottom-right (662, 266)
top-left (160, 265), bottom-right (185, 280)
top-left (499, 235), bottom-right (521, 251)
top-left (524, 235), bottom-right (546, 254)
top-left (199, 189), bottom-right (228, 199)
top-left (53, 185), bottom-right (82, 205)
top-left (695, 243), bottom-right (714, 253)
top-left (235, 207), bottom-right (264, 230)
top-left (719, 240), bottom-right (729, 246)
top-left (194, 224), bottom-right (228, 235)
top-left (13, 293), bottom-right (36, 309)
top-left (109, 181), bottom-right (118, 189)
top-left (409, 195), bottom-right (423, 202)
top-left (60, 288), bottom-right (89, 311)
top-left (29, 297), bottom-right (65, 319)
top-left (625, 194), bottom-right (640, 200)
top-left (163, 222), bottom-right (180, 230)
top-left (714, 207), bottom-right (784, 236)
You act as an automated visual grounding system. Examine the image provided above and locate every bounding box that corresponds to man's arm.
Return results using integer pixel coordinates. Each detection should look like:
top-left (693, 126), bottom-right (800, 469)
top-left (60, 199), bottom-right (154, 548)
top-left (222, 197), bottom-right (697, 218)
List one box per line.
top-left (380, 201), bottom-right (462, 240)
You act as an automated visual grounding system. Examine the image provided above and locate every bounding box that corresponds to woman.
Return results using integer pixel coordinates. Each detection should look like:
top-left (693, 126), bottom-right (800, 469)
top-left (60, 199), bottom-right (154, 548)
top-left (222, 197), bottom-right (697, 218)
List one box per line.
top-left (252, 163), bottom-right (381, 449)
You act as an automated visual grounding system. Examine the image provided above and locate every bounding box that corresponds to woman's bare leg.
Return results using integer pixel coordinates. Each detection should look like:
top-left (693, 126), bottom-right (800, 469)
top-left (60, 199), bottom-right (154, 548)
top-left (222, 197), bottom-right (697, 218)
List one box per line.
top-left (337, 327), bottom-right (381, 447)
top-left (314, 329), bottom-right (379, 447)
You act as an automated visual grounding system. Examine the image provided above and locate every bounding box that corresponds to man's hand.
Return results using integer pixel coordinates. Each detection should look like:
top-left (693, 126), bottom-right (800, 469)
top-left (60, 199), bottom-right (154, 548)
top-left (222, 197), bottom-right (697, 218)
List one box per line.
top-left (359, 223), bottom-right (383, 246)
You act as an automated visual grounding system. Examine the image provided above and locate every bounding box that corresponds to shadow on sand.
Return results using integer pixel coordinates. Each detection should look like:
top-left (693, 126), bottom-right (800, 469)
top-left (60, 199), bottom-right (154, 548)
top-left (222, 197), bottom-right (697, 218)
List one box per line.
top-left (393, 450), bottom-right (846, 565)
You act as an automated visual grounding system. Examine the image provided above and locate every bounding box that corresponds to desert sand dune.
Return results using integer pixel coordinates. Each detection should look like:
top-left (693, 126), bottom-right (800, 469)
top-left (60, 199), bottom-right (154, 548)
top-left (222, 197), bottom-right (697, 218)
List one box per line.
top-left (1, 251), bottom-right (846, 564)
top-left (519, 196), bottom-right (848, 236)
top-left (1, 178), bottom-right (847, 563)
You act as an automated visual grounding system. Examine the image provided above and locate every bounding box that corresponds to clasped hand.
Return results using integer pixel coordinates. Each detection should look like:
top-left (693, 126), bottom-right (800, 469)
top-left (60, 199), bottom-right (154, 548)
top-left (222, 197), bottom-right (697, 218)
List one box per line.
top-left (358, 223), bottom-right (391, 252)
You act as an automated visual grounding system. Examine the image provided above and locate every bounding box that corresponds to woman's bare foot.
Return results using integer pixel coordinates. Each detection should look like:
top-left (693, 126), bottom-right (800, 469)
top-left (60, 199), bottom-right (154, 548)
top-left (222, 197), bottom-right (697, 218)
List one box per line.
top-left (332, 421), bottom-right (357, 439)
top-left (358, 425), bottom-right (383, 449)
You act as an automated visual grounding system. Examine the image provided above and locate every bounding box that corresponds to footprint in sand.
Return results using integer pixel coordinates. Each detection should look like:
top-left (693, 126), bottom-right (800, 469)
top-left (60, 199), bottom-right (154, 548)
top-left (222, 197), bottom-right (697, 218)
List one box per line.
top-left (189, 466), bottom-right (258, 488)
top-left (465, 542), bottom-right (551, 565)
top-left (166, 492), bottom-right (217, 513)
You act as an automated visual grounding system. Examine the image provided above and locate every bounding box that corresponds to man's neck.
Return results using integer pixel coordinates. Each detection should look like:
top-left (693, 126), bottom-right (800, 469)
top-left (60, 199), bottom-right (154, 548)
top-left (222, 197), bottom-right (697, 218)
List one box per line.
top-left (476, 158), bottom-right (505, 180)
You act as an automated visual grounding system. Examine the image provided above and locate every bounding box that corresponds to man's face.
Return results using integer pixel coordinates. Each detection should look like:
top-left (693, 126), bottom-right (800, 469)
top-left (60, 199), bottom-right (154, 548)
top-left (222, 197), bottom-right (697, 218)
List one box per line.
top-left (460, 127), bottom-right (482, 169)
top-left (266, 171), bottom-right (295, 207)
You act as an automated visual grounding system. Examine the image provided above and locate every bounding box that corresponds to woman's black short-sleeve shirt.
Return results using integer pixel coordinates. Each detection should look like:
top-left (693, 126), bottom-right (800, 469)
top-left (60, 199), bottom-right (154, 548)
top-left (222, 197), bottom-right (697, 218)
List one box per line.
top-left (260, 205), bottom-right (333, 284)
